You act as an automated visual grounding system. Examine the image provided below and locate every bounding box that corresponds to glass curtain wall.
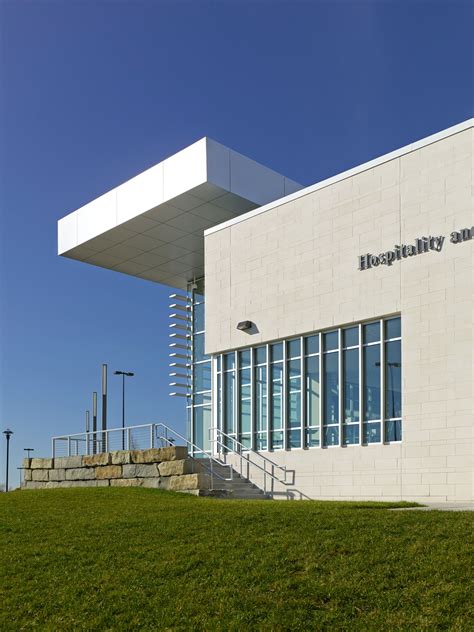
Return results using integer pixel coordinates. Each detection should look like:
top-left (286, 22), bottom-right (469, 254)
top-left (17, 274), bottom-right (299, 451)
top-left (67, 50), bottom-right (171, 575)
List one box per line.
top-left (214, 316), bottom-right (401, 452)
top-left (187, 279), bottom-right (212, 454)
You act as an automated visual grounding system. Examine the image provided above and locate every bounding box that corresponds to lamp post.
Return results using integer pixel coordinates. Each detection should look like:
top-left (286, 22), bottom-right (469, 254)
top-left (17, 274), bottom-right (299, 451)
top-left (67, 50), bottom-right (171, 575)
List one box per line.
top-left (3, 429), bottom-right (13, 492)
top-left (24, 448), bottom-right (34, 459)
top-left (114, 371), bottom-right (134, 450)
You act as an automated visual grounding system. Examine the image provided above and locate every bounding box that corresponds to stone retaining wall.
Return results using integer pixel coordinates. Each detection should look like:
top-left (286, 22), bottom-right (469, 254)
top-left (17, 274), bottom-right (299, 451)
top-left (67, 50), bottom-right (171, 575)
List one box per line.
top-left (21, 447), bottom-right (211, 493)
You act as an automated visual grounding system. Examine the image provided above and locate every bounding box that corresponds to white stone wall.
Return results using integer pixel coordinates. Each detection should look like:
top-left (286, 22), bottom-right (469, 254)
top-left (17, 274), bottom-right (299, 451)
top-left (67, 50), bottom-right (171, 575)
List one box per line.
top-left (205, 126), bottom-right (473, 502)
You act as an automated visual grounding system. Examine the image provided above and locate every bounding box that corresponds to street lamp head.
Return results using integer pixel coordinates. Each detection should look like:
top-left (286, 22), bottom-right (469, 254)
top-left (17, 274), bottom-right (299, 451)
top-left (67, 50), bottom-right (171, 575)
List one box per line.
top-left (114, 370), bottom-right (134, 377)
top-left (126, 372), bottom-right (135, 377)
top-left (3, 429), bottom-right (13, 439)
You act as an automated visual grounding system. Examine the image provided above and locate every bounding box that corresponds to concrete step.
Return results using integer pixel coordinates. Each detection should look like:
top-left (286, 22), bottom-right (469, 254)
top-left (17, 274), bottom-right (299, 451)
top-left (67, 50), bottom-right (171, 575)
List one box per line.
top-left (192, 457), bottom-right (270, 500)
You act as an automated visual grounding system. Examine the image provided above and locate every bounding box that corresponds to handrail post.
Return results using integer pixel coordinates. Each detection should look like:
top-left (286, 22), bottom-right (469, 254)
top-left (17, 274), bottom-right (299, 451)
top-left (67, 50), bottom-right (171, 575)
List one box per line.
top-left (150, 425), bottom-right (154, 449)
top-left (67, 436), bottom-right (71, 457)
top-left (52, 438), bottom-right (55, 459)
top-left (127, 427), bottom-right (131, 451)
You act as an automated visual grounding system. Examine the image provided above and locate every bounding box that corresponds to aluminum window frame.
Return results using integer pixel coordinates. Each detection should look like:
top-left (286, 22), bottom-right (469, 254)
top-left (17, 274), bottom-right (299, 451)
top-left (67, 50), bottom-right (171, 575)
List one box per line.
top-left (212, 315), bottom-right (402, 453)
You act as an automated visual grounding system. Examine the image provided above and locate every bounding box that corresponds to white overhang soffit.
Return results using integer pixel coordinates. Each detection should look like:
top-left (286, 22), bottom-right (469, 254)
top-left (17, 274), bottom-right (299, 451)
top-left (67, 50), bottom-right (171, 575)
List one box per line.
top-left (58, 138), bottom-right (302, 290)
top-left (204, 117), bottom-right (474, 236)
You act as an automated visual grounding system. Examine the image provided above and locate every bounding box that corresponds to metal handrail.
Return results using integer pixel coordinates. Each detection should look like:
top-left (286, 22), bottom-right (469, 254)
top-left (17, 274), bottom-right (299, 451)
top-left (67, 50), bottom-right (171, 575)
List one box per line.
top-left (210, 427), bottom-right (288, 496)
top-left (52, 423), bottom-right (159, 458)
top-left (52, 422), bottom-right (234, 491)
top-left (154, 422), bottom-right (233, 489)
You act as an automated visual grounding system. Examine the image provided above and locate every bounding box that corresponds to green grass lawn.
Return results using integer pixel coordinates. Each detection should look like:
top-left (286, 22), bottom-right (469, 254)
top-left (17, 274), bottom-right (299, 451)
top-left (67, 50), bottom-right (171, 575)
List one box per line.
top-left (1, 489), bottom-right (473, 631)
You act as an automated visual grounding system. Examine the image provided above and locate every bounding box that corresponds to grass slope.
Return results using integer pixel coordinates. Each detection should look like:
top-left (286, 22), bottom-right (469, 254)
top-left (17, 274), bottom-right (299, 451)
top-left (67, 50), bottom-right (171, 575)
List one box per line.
top-left (1, 489), bottom-right (473, 631)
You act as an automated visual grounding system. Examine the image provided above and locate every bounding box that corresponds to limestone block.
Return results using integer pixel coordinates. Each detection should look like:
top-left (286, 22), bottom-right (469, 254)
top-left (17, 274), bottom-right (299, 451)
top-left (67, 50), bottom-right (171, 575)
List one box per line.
top-left (31, 458), bottom-right (53, 469)
top-left (110, 450), bottom-right (132, 465)
top-left (45, 481), bottom-right (60, 489)
top-left (96, 465), bottom-right (122, 480)
top-left (168, 473), bottom-right (211, 491)
top-left (141, 478), bottom-right (164, 489)
top-left (65, 467), bottom-right (96, 481)
top-left (110, 478), bottom-right (144, 487)
top-left (130, 446), bottom-right (188, 464)
top-left (48, 469), bottom-right (66, 482)
top-left (22, 481), bottom-right (46, 489)
top-left (32, 470), bottom-right (49, 482)
top-left (158, 459), bottom-right (198, 477)
top-left (83, 453), bottom-right (110, 467)
top-left (122, 464), bottom-right (159, 478)
top-left (23, 469), bottom-right (32, 481)
top-left (59, 480), bottom-right (98, 488)
top-left (54, 456), bottom-right (83, 469)
top-left (97, 480), bottom-right (110, 487)
top-left (22, 458), bottom-right (31, 469)
top-left (158, 446), bottom-right (188, 462)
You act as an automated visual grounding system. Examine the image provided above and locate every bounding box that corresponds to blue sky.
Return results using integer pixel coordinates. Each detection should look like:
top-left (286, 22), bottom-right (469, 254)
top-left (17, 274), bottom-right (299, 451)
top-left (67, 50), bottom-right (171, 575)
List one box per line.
top-left (0, 0), bottom-right (472, 487)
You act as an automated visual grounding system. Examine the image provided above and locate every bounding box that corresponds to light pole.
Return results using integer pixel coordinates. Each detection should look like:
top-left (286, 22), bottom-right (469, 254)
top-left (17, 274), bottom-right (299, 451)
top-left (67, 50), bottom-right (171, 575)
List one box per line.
top-left (24, 448), bottom-right (34, 459)
top-left (3, 429), bottom-right (13, 492)
top-left (114, 371), bottom-right (134, 450)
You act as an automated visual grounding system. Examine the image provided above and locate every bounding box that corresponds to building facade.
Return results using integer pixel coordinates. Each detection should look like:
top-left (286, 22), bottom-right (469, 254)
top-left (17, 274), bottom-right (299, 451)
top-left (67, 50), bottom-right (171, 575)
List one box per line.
top-left (58, 120), bottom-right (473, 503)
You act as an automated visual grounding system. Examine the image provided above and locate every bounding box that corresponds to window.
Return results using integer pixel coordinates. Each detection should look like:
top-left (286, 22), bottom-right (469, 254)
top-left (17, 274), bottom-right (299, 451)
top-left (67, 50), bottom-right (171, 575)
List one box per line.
top-left (343, 326), bottom-right (359, 445)
top-left (385, 317), bottom-right (402, 442)
top-left (214, 316), bottom-right (402, 452)
top-left (305, 335), bottom-right (320, 447)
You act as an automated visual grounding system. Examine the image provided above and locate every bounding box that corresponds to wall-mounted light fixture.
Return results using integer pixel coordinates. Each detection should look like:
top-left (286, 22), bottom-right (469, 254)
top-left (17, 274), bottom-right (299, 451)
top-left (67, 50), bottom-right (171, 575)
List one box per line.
top-left (236, 320), bottom-right (253, 331)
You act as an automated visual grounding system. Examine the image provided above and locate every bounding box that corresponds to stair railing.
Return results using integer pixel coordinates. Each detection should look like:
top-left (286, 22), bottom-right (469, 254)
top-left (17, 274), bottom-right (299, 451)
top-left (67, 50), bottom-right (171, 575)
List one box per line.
top-left (154, 422), bottom-right (233, 490)
top-left (209, 427), bottom-right (289, 496)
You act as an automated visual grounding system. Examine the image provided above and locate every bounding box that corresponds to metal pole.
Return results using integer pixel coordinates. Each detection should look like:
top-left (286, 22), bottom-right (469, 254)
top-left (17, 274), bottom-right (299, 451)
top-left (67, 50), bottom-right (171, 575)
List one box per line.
top-left (122, 373), bottom-right (125, 450)
top-left (4, 432), bottom-right (12, 492)
top-left (93, 392), bottom-right (97, 454)
top-left (86, 410), bottom-right (90, 455)
top-left (102, 364), bottom-right (107, 453)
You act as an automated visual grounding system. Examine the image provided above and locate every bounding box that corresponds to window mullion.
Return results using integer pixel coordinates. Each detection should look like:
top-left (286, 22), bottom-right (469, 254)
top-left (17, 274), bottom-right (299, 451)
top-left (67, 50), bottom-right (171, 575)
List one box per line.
top-left (319, 333), bottom-right (323, 449)
top-left (283, 341), bottom-right (288, 451)
top-left (338, 328), bottom-right (343, 447)
top-left (266, 344), bottom-right (270, 451)
top-left (380, 318), bottom-right (385, 444)
top-left (301, 336), bottom-right (305, 449)
top-left (358, 324), bottom-right (363, 447)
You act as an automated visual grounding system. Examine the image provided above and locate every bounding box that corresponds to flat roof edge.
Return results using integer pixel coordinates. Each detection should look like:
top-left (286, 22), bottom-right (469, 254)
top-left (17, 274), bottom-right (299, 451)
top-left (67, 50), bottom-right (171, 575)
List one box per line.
top-left (204, 118), bottom-right (474, 237)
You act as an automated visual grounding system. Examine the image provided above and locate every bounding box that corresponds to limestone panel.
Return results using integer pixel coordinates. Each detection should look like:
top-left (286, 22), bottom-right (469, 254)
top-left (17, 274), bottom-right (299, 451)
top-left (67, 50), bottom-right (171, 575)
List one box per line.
top-left (59, 480), bottom-right (100, 488)
top-left (48, 469), bottom-right (66, 482)
top-left (96, 465), bottom-right (122, 479)
top-left (32, 470), bottom-right (49, 482)
top-left (168, 473), bottom-right (211, 491)
top-left (83, 453), bottom-right (110, 467)
top-left (54, 456), bottom-right (83, 469)
top-left (65, 467), bottom-right (96, 481)
top-left (158, 459), bottom-right (198, 477)
top-left (122, 464), bottom-right (159, 478)
top-left (110, 450), bottom-right (132, 465)
top-left (130, 446), bottom-right (188, 463)
top-left (30, 458), bottom-right (54, 469)
top-left (110, 478), bottom-right (144, 487)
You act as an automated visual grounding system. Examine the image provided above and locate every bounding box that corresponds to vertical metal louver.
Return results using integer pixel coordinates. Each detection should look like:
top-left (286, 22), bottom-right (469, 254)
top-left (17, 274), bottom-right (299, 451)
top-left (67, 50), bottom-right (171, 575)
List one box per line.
top-left (168, 292), bottom-right (192, 398)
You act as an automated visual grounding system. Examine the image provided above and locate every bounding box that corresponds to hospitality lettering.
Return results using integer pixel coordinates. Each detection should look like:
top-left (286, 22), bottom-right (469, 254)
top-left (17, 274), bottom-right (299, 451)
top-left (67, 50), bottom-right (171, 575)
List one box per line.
top-left (358, 227), bottom-right (473, 271)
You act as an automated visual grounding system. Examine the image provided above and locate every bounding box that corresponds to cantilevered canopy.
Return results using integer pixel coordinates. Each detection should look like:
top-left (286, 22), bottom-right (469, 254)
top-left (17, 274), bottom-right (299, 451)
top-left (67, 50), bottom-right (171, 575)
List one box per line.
top-left (58, 138), bottom-right (302, 290)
